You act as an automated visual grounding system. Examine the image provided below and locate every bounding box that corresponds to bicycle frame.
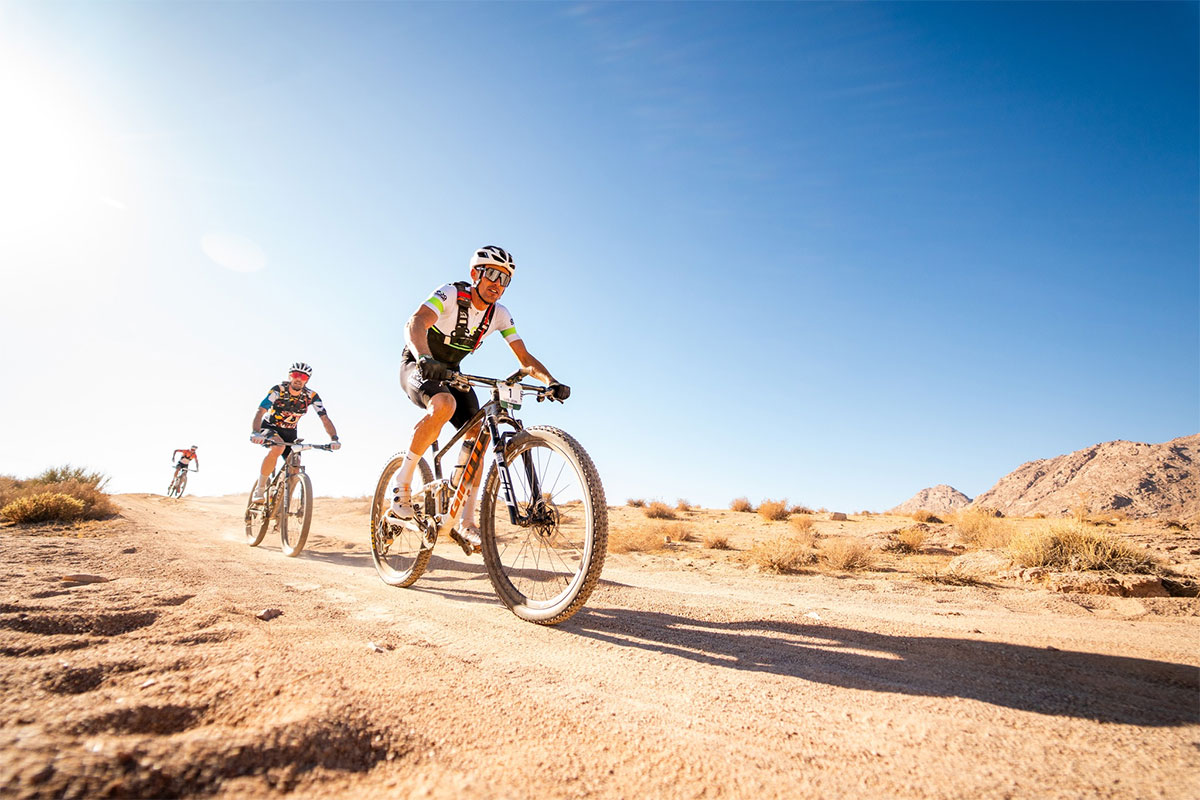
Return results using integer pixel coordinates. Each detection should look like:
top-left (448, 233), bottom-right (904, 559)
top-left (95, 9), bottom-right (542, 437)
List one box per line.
top-left (424, 373), bottom-right (552, 532)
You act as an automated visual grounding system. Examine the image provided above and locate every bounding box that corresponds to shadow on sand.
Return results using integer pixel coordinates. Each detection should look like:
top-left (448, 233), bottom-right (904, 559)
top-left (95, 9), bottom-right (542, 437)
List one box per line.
top-left (555, 606), bottom-right (1198, 727)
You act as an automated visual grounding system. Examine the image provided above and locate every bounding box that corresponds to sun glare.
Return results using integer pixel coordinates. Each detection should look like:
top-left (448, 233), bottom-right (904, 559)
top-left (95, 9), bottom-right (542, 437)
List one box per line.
top-left (0, 42), bottom-right (123, 243)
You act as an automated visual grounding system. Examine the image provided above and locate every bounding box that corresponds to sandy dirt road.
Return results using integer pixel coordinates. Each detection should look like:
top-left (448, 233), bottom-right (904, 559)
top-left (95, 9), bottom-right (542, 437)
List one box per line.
top-left (2, 494), bottom-right (1198, 799)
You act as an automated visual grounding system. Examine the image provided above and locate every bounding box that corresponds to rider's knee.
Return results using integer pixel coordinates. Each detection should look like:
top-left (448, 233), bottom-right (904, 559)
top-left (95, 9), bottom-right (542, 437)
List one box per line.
top-left (429, 393), bottom-right (456, 421)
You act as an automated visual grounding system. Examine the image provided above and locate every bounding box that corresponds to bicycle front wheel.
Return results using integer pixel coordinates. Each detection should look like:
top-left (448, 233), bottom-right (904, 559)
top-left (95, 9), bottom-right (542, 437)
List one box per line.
top-left (176, 472), bottom-right (187, 496)
top-left (167, 471), bottom-right (182, 498)
top-left (279, 473), bottom-right (313, 557)
top-left (245, 481), bottom-right (270, 546)
top-left (480, 425), bottom-right (607, 625)
top-left (370, 454), bottom-right (434, 586)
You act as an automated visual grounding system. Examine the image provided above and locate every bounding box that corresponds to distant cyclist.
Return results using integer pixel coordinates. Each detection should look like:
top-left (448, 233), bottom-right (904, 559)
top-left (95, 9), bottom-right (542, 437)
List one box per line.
top-left (390, 245), bottom-right (569, 551)
top-left (250, 362), bottom-right (341, 502)
top-left (173, 446), bottom-right (199, 474)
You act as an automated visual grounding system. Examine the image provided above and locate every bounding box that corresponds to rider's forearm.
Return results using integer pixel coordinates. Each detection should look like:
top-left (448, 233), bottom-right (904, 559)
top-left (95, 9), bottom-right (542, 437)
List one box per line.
top-left (405, 313), bottom-right (433, 359)
top-left (518, 352), bottom-right (555, 385)
top-left (251, 408), bottom-right (266, 432)
top-left (322, 417), bottom-right (339, 439)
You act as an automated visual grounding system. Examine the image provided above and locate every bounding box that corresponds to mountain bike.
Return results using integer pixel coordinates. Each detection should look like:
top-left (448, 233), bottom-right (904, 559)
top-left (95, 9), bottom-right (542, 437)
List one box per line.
top-left (166, 461), bottom-right (197, 498)
top-left (245, 436), bottom-right (335, 557)
top-left (370, 369), bottom-right (607, 625)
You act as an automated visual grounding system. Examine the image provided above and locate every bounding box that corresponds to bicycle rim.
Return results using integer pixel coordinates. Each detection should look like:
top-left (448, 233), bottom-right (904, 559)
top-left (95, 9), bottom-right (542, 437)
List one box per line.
top-left (244, 480), bottom-right (270, 546)
top-left (370, 455), bottom-right (434, 586)
top-left (481, 426), bottom-right (607, 625)
top-left (280, 473), bottom-right (313, 557)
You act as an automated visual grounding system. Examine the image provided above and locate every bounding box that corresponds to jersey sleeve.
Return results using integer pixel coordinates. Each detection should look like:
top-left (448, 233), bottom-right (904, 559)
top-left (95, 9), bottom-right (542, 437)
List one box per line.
top-left (259, 386), bottom-right (280, 410)
top-left (494, 305), bottom-right (520, 342)
top-left (309, 390), bottom-right (328, 417)
top-left (422, 284), bottom-right (457, 316)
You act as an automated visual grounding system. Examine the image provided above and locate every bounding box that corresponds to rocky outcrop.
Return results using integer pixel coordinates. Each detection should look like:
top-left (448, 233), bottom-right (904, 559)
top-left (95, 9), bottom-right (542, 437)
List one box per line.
top-left (970, 434), bottom-right (1199, 520)
top-left (890, 485), bottom-right (972, 515)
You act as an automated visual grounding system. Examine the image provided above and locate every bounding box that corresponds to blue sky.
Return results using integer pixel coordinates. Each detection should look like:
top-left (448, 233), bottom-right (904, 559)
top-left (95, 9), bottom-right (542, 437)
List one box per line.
top-left (1, 1), bottom-right (1196, 511)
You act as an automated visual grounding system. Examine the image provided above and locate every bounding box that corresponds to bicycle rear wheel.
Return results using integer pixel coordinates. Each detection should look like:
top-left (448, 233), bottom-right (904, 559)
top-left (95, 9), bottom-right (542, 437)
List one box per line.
top-left (167, 471), bottom-right (183, 498)
top-left (370, 454), bottom-right (434, 586)
top-left (245, 481), bottom-right (270, 546)
top-left (480, 425), bottom-right (607, 625)
top-left (279, 473), bottom-right (313, 557)
top-left (176, 473), bottom-right (187, 496)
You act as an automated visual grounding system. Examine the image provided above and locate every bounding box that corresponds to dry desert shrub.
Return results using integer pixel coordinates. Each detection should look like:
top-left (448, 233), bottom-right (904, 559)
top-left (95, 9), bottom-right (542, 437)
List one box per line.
top-left (2, 492), bottom-right (86, 524)
top-left (819, 537), bottom-right (874, 570)
top-left (788, 515), bottom-right (814, 534)
top-left (911, 509), bottom-right (942, 524)
top-left (950, 507), bottom-right (1012, 548)
top-left (30, 465), bottom-right (110, 490)
top-left (858, 510), bottom-right (874, 517)
top-left (626, 498), bottom-right (646, 508)
top-left (675, 499), bottom-right (695, 512)
top-left (609, 521), bottom-right (679, 553)
top-left (0, 469), bottom-right (116, 522)
top-left (757, 499), bottom-right (790, 522)
top-left (883, 525), bottom-right (928, 554)
top-left (1164, 520), bottom-right (1189, 531)
top-left (1009, 523), bottom-right (1161, 574)
top-left (703, 533), bottom-right (732, 550)
top-left (729, 496), bottom-right (754, 513)
top-left (644, 501), bottom-right (677, 520)
top-left (748, 533), bottom-right (817, 573)
top-left (790, 504), bottom-right (815, 515)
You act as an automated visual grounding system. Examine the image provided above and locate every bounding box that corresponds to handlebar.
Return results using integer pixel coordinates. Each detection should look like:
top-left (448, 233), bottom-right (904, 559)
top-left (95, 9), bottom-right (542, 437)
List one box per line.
top-left (249, 435), bottom-right (337, 452)
top-left (448, 370), bottom-right (563, 403)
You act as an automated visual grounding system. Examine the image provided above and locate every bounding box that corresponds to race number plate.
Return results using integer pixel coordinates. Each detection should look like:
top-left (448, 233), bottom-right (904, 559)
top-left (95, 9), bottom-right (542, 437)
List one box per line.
top-left (498, 383), bottom-right (522, 410)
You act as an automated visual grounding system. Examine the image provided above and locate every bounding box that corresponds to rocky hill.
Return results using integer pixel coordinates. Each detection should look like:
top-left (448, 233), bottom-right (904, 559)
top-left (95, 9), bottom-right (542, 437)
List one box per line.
top-left (970, 434), bottom-right (1199, 520)
top-left (890, 484), bottom-right (972, 515)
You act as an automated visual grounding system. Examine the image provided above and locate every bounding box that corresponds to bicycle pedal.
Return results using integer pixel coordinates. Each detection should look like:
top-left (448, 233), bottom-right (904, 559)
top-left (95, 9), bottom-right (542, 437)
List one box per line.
top-left (448, 529), bottom-right (481, 556)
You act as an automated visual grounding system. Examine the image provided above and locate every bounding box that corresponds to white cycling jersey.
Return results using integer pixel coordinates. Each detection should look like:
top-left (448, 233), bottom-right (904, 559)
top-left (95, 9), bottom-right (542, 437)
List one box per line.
top-left (422, 283), bottom-right (521, 349)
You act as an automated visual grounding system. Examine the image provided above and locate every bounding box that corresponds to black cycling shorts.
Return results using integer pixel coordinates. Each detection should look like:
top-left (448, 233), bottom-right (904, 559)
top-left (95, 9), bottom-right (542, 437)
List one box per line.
top-left (399, 351), bottom-right (480, 432)
top-left (260, 423), bottom-right (299, 456)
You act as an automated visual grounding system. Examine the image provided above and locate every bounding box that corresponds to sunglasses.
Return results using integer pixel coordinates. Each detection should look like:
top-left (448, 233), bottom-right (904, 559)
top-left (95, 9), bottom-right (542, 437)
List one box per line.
top-left (289, 371), bottom-right (310, 382)
top-left (478, 267), bottom-right (512, 287)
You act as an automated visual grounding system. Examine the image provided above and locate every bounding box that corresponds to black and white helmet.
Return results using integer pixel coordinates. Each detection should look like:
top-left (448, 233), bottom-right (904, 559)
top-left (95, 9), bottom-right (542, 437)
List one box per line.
top-left (469, 245), bottom-right (515, 273)
top-left (289, 361), bottom-right (313, 377)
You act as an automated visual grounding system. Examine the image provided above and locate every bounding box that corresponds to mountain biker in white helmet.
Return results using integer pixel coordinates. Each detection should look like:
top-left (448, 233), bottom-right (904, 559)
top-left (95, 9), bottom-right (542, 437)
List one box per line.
top-left (390, 245), bottom-right (569, 552)
top-left (249, 362), bottom-right (341, 501)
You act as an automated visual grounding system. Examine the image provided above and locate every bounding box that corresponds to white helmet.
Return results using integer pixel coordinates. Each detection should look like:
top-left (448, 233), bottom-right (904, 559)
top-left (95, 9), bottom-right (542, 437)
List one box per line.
top-left (469, 245), bottom-right (515, 273)
top-left (289, 361), bottom-right (313, 377)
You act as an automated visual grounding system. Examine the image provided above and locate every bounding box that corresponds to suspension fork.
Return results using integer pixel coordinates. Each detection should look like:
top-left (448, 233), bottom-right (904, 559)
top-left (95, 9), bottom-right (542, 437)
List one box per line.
top-left (487, 415), bottom-right (542, 527)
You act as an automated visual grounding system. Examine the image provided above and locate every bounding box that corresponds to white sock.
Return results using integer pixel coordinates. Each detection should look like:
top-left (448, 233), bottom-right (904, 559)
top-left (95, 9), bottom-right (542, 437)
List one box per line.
top-left (256, 474), bottom-right (270, 491)
top-left (393, 451), bottom-right (420, 495)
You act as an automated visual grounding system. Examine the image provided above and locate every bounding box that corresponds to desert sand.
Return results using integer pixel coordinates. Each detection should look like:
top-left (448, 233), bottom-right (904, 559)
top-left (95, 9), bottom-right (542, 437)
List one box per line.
top-left (2, 494), bottom-right (1198, 799)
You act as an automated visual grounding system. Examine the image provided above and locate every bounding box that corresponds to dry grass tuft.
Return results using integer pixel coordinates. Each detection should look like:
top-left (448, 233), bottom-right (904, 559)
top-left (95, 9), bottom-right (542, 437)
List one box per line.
top-left (1009, 523), bottom-right (1162, 574)
top-left (748, 533), bottom-right (817, 573)
top-left (819, 537), bottom-right (874, 570)
top-left (676, 499), bottom-right (695, 512)
top-left (626, 498), bottom-right (646, 508)
top-left (883, 525), bottom-right (928, 554)
top-left (950, 507), bottom-right (1012, 548)
top-left (609, 521), bottom-right (681, 553)
top-left (858, 510), bottom-right (875, 517)
top-left (757, 499), bottom-right (790, 522)
top-left (729, 497), bottom-right (754, 513)
top-left (2, 492), bottom-right (86, 524)
top-left (703, 533), bottom-right (733, 550)
top-left (644, 501), bottom-right (677, 520)
top-left (1164, 519), bottom-right (1188, 531)
top-left (790, 504), bottom-right (815, 515)
top-left (788, 515), bottom-right (814, 534)
top-left (916, 570), bottom-right (985, 587)
top-left (911, 509), bottom-right (942, 524)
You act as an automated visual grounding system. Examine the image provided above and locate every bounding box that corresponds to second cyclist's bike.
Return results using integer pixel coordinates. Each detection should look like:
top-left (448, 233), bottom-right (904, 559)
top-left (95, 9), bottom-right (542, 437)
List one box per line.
top-left (166, 461), bottom-right (197, 498)
top-left (245, 436), bottom-right (335, 557)
top-left (371, 370), bottom-right (607, 626)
